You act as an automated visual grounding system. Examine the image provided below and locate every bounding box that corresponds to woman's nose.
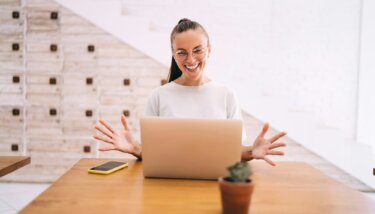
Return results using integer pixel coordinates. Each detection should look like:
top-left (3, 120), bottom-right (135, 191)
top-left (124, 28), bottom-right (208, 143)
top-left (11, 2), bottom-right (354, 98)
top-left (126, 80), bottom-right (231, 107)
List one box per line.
top-left (186, 52), bottom-right (196, 63)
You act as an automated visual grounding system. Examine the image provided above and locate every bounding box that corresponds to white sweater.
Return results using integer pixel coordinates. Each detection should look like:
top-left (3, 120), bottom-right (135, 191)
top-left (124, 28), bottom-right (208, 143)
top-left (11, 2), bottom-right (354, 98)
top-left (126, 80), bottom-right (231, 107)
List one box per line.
top-left (144, 81), bottom-right (249, 145)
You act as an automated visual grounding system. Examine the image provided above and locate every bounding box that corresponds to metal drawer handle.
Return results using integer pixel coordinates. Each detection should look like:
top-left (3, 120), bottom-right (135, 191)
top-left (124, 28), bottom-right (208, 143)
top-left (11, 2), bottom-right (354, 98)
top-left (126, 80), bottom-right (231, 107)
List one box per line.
top-left (11, 144), bottom-right (19, 152)
top-left (49, 77), bottom-right (57, 85)
top-left (12, 11), bottom-right (19, 19)
top-left (85, 110), bottom-right (93, 117)
top-left (50, 11), bottom-right (58, 20)
top-left (87, 45), bottom-right (95, 52)
top-left (50, 44), bottom-right (58, 52)
top-left (12, 43), bottom-right (19, 51)
top-left (123, 110), bottom-right (130, 117)
top-left (83, 145), bottom-right (91, 153)
top-left (50, 108), bottom-right (57, 116)
top-left (86, 77), bottom-right (93, 85)
top-left (13, 76), bottom-right (20, 83)
top-left (123, 79), bottom-right (130, 86)
top-left (12, 108), bottom-right (20, 116)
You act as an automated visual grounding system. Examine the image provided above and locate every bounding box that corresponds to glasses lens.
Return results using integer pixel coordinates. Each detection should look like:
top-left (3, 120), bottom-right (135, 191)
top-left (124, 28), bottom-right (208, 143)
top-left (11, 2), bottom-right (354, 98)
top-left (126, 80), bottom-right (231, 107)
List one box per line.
top-left (174, 47), bottom-right (206, 61)
top-left (175, 51), bottom-right (187, 60)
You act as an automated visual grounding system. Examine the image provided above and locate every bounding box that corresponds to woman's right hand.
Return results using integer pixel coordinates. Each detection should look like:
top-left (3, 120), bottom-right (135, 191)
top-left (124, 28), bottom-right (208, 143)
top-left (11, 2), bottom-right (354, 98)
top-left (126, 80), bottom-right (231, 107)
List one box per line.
top-left (93, 115), bottom-right (142, 159)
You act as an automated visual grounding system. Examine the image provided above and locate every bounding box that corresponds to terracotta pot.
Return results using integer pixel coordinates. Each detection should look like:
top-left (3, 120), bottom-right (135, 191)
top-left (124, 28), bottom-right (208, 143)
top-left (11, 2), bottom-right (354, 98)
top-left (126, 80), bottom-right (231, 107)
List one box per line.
top-left (218, 177), bottom-right (254, 214)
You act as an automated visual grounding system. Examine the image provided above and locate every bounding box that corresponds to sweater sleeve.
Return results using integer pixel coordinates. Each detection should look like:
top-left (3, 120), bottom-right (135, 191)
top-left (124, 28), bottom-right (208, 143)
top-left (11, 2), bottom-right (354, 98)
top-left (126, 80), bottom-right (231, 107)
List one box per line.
top-left (226, 89), bottom-right (250, 146)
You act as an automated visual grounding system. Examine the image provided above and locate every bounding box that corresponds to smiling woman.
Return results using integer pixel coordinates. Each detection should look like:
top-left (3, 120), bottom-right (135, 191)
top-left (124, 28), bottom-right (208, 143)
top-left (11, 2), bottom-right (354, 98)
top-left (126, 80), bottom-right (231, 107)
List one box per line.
top-left (94, 18), bottom-right (287, 166)
top-left (169, 18), bottom-right (211, 85)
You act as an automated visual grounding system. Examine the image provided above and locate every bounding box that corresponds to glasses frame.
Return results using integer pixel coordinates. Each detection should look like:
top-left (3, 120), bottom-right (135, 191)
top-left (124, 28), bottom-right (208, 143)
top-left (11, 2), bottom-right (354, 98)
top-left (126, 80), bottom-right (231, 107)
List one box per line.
top-left (172, 46), bottom-right (208, 61)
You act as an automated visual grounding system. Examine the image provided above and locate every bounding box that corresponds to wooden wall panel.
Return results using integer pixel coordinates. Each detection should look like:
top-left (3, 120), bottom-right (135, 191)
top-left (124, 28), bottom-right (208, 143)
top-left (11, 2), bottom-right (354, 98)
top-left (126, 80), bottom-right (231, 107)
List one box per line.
top-left (0, 136), bottom-right (23, 155)
top-left (0, 106), bottom-right (24, 135)
top-left (0, 40), bottom-right (24, 69)
top-left (0, 0), bottom-right (21, 6)
top-left (0, 0), bottom-right (167, 182)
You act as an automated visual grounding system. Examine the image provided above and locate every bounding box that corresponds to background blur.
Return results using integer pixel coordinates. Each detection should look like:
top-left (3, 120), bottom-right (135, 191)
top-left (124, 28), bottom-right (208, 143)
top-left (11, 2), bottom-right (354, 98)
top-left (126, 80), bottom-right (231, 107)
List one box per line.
top-left (0, 0), bottom-right (374, 212)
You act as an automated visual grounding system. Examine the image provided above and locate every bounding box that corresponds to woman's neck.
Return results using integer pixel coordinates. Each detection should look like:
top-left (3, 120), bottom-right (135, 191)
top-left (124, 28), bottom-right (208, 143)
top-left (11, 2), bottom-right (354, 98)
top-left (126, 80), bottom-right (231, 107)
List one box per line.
top-left (174, 75), bottom-right (210, 86)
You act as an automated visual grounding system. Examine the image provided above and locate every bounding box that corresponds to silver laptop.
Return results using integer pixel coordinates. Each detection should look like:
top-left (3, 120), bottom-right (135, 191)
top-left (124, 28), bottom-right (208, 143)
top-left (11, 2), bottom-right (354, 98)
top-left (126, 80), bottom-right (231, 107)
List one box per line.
top-left (140, 117), bottom-right (242, 180)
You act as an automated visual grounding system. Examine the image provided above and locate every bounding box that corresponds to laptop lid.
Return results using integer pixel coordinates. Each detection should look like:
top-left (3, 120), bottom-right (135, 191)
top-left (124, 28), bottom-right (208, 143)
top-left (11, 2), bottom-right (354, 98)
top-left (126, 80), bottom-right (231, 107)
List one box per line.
top-left (140, 117), bottom-right (242, 180)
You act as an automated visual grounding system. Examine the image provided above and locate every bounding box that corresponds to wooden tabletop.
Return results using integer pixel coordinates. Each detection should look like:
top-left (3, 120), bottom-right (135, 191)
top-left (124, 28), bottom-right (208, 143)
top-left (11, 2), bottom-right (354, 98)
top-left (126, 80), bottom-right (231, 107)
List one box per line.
top-left (0, 156), bottom-right (31, 177)
top-left (20, 158), bottom-right (375, 214)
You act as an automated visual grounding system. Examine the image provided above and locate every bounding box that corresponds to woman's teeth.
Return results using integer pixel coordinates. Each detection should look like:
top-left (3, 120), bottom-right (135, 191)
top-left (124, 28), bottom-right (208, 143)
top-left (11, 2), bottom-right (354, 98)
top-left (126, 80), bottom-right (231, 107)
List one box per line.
top-left (185, 64), bottom-right (199, 70)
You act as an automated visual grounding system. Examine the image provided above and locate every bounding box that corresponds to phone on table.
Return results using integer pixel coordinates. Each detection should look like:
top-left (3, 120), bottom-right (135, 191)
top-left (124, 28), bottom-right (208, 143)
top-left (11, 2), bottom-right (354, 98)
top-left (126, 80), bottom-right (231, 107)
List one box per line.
top-left (88, 161), bottom-right (128, 175)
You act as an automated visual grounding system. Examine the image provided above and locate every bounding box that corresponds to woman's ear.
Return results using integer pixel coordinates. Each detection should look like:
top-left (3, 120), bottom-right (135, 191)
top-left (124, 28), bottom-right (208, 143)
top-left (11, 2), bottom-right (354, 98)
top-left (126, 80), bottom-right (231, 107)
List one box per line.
top-left (207, 44), bottom-right (212, 58)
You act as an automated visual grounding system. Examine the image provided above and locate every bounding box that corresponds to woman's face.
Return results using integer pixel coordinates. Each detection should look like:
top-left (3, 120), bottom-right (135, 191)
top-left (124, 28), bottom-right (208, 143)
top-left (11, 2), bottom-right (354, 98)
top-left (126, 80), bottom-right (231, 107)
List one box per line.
top-left (172, 29), bottom-right (210, 82)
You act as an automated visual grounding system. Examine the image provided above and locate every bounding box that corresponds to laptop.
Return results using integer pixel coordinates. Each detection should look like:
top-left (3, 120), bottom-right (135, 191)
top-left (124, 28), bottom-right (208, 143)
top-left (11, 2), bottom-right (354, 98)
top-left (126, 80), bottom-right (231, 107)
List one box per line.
top-left (140, 117), bottom-right (243, 180)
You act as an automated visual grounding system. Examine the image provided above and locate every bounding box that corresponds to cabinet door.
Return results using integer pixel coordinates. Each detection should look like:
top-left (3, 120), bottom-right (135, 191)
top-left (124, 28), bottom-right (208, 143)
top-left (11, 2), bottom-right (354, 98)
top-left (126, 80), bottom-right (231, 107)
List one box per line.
top-left (26, 105), bottom-right (61, 136)
top-left (62, 73), bottom-right (97, 95)
top-left (61, 105), bottom-right (97, 136)
top-left (0, 106), bottom-right (24, 135)
top-left (0, 136), bottom-right (23, 156)
top-left (0, 73), bottom-right (24, 105)
top-left (26, 42), bottom-right (62, 74)
top-left (0, 40), bottom-right (24, 70)
top-left (26, 74), bottom-right (61, 105)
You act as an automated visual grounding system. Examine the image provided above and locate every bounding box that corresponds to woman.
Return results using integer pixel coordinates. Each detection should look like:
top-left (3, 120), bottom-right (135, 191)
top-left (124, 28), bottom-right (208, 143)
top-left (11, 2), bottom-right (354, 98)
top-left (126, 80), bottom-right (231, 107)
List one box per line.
top-left (94, 18), bottom-right (287, 166)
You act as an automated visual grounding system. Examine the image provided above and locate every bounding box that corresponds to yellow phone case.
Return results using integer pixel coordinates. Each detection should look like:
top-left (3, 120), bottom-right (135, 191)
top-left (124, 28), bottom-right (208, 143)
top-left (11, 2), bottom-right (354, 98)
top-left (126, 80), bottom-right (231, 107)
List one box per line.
top-left (88, 162), bottom-right (128, 175)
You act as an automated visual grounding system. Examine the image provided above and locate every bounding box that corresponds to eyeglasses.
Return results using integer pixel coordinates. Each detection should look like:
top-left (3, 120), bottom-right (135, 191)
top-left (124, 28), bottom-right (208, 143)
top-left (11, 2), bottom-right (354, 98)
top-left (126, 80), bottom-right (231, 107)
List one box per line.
top-left (173, 47), bottom-right (207, 61)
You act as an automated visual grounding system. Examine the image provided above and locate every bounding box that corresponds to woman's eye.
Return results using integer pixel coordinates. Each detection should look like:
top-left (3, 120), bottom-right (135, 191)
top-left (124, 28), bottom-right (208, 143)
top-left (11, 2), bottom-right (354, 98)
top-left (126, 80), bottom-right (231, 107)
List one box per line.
top-left (193, 49), bottom-right (203, 54)
top-left (177, 52), bottom-right (187, 56)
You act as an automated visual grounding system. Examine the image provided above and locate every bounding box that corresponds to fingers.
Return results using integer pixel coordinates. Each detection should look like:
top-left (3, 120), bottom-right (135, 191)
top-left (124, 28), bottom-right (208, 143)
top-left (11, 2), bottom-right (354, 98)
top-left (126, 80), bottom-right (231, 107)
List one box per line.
top-left (94, 124), bottom-right (113, 139)
top-left (269, 142), bottom-right (286, 150)
top-left (270, 131), bottom-right (287, 143)
top-left (267, 150), bottom-right (284, 156)
top-left (263, 156), bottom-right (276, 166)
top-left (93, 134), bottom-right (114, 145)
top-left (258, 123), bottom-right (269, 138)
top-left (99, 119), bottom-right (116, 134)
top-left (98, 146), bottom-right (115, 152)
top-left (121, 115), bottom-right (130, 131)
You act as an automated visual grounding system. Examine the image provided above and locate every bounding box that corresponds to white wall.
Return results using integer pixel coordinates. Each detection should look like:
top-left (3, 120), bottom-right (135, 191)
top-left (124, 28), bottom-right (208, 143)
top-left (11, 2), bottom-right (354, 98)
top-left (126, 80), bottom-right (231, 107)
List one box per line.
top-left (357, 0), bottom-right (375, 152)
top-left (232, 1), bottom-right (360, 139)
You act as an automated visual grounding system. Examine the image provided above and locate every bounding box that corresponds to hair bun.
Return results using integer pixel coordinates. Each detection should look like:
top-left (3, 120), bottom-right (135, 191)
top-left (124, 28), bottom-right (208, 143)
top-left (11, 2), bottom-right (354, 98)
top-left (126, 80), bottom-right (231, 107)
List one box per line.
top-left (178, 18), bottom-right (191, 24)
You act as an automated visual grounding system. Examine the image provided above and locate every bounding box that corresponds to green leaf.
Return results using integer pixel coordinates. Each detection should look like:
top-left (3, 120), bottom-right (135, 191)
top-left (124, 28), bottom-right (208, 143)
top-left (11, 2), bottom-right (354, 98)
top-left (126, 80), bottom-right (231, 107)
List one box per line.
top-left (227, 161), bottom-right (252, 182)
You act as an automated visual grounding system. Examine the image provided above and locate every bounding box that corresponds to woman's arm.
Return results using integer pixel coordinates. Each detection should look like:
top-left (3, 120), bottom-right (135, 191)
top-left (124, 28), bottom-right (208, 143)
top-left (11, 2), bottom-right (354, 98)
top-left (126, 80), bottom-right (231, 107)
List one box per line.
top-left (241, 123), bottom-right (286, 166)
top-left (93, 115), bottom-right (143, 160)
top-left (94, 116), bottom-right (285, 164)
top-left (241, 146), bottom-right (253, 162)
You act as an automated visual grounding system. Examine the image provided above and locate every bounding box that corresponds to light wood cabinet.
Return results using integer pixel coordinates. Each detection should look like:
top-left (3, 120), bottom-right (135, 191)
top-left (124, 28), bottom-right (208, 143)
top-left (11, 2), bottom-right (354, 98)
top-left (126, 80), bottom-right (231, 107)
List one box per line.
top-left (0, 0), bottom-right (167, 182)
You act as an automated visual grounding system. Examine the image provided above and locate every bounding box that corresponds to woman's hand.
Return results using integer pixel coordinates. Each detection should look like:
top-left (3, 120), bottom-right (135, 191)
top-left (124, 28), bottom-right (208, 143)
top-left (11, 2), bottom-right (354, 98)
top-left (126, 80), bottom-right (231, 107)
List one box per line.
top-left (93, 115), bottom-right (142, 159)
top-left (242, 123), bottom-right (286, 166)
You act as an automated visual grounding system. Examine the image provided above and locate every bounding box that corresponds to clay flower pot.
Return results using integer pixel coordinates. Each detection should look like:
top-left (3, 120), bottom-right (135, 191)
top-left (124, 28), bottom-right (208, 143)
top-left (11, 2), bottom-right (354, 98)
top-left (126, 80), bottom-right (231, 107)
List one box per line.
top-left (218, 177), bottom-right (254, 214)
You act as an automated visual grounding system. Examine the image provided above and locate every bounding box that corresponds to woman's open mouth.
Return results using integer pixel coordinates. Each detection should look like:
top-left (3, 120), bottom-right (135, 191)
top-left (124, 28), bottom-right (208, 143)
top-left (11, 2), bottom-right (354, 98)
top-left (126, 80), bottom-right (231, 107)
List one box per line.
top-left (185, 63), bottom-right (200, 72)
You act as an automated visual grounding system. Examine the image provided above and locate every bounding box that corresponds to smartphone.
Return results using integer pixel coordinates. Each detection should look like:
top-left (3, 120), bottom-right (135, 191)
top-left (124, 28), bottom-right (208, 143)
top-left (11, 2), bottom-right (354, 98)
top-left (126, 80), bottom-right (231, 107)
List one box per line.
top-left (88, 161), bottom-right (128, 175)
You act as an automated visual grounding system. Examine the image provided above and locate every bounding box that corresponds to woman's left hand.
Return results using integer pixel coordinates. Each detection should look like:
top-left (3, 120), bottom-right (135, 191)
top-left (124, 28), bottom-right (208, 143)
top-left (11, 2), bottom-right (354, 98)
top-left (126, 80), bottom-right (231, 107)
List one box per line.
top-left (242, 123), bottom-right (287, 166)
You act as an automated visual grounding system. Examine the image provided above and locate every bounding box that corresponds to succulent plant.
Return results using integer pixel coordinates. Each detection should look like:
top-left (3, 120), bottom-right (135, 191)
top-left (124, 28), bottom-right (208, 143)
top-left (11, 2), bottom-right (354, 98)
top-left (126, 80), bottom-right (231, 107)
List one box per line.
top-left (226, 161), bottom-right (252, 183)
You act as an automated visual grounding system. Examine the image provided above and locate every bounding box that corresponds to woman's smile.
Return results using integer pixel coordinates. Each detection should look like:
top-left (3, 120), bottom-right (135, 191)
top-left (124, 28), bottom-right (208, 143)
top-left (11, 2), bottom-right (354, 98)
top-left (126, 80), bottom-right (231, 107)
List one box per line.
top-left (185, 63), bottom-right (200, 73)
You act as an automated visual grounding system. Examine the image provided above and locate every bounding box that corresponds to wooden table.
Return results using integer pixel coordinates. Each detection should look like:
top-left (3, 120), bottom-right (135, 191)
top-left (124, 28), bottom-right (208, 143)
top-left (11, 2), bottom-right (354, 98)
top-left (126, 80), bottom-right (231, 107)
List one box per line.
top-left (0, 156), bottom-right (30, 177)
top-left (21, 158), bottom-right (375, 214)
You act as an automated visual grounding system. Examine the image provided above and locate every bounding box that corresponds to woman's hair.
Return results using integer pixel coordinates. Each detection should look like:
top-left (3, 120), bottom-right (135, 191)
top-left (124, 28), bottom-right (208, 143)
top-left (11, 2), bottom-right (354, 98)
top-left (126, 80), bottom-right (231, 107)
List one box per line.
top-left (167, 18), bottom-right (210, 82)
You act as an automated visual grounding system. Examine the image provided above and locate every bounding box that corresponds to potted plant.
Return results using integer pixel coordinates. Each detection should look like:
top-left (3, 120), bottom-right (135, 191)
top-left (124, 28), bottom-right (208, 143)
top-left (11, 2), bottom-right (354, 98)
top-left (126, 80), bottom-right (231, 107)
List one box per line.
top-left (218, 161), bottom-right (254, 214)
